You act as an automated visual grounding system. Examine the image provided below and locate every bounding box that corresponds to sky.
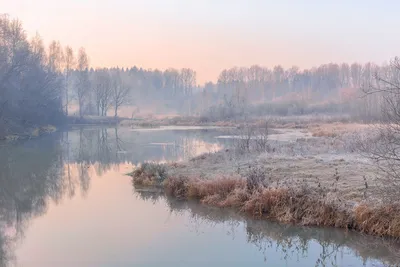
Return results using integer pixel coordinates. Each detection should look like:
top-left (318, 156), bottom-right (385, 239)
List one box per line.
top-left (1, 0), bottom-right (400, 83)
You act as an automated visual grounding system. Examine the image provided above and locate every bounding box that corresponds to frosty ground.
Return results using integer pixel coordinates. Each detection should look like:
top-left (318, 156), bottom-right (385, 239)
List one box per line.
top-left (130, 120), bottom-right (400, 238)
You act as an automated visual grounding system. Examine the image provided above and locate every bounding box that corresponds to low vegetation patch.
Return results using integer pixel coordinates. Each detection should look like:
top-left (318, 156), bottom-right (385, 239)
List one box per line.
top-left (67, 116), bottom-right (122, 125)
top-left (1, 125), bottom-right (57, 141)
top-left (33, 125), bottom-right (57, 136)
top-left (309, 123), bottom-right (370, 138)
top-left (130, 162), bottom-right (168, 186)
top-left (129, 162), bottom-right (400, 239)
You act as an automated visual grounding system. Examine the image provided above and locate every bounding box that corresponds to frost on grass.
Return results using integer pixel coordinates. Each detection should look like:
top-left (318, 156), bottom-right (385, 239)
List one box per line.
top-left (130, 162), bottom-right (168, 186)
top-left (129, 125), bottom-right (400, 238)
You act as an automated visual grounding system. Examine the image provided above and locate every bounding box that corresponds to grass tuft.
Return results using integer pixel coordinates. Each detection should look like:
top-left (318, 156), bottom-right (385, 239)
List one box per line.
top-left (130, 162), bottom-right (168, 186)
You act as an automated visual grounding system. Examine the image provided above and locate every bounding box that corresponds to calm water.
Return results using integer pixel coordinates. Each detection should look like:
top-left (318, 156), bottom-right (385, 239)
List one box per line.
top-left (0, 127), bottom-right (398, 267)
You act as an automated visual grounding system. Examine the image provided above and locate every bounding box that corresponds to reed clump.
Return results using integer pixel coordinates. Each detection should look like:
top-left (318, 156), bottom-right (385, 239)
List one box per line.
top-left (130, 162), bottom-right (168, 186)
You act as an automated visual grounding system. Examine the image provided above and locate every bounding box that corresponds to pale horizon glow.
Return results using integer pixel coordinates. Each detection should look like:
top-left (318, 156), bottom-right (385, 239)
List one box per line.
top-left (2, 0), bottom-right (400, 84)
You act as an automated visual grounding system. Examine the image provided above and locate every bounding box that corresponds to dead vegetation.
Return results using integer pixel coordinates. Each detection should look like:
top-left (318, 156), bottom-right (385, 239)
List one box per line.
top-left (135, 190), bottom-right (400, 266)
top-left (127, 117), bottom-right (400, 240)
top-left (118, 113), bottom-right (358, 131)
top-left (309, 123), bottom-right (370, 138)
top-left (354, 204), bottom-right (400, 237)
top-left (356, 123), bottom-right (400, 204)
top-left (129, 161), bottom-right (400, 239)
top-left (232, 122), bottom-right (270, 154)
top-left (129, 162), bottom-right (168, 186)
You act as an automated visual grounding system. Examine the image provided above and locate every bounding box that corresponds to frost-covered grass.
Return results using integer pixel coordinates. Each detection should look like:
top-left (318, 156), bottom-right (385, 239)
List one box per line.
top-left (128, 125), bottom-right (400, 238)
top-left (130, 162), bottom-right (168, 186)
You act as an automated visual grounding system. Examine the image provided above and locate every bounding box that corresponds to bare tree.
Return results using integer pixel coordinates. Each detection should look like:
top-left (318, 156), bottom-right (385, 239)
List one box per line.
top-left (164, 68), bottom-right (182, 96)
top-left (48, 40), bottom-right (64, 73)
top-left (92, 69), bottom-right (112, 116)
top-left (110, 72), bottom-right (130, 118)
top-left (232, 122), bottom-right (269, 154)
top-left (30, 33), bottom-right (47, 65)
top-left (180, 68), bottom-right (196, 96)
top-left (64, 46), bottom-right (75, 115)
top-left (0, 15), bottom-right (64, 137)
top-left (359, 57), bottom-right (400, 202)
top-left (74, 48), bottom-right (90, 117)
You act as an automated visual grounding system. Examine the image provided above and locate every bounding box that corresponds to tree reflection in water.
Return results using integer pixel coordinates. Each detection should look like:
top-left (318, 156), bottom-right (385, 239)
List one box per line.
top-left (0, 126), bottom-right (226, 266)
top-left (5, 126), bottom-right (389, 266)
top-left (134, 189), bottom-right (400, 267)
top-left (0, 134), bottom-right (67, 266)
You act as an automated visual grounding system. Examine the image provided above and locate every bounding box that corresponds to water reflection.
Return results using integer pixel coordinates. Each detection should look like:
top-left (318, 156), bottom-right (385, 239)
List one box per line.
top-left (62, 127), bottom-right (225, 195)
top-left (65, 127), bottom-right (223, 164)
top-left (0, 126), bottom-right (398, 267)
top-left (134, 189), bottom-right (400, 267)
top-left (0, 135), bottom-right (66, 266)
top-left (0, 127), bottom-right (226, 266)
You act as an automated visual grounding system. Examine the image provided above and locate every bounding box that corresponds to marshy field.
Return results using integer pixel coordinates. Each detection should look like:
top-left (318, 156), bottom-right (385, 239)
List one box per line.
top-left (129, 117), bottom-right (400, 243)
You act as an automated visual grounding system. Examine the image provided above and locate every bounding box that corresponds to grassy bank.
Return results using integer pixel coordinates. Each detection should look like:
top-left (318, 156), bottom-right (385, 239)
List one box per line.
top-left (135, 190), bottom-right (400, 266)
top-left (67, 115), bottom-right (126, 125)
top-left (119, 113), bottom-right (361, 130)
top-left (127, 112), bottom-right (400, 242)
top-left (1, 125), bottom-right (57, 141)
top-left (129, 162), bottom-right (400, 239)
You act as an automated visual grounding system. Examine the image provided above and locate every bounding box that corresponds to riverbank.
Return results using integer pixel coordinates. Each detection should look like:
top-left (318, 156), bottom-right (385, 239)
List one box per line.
top-left (119, 113), bottom-right (356, 129)
top-left (0, 125), bottom-right (57, 142)
top-left (67, 115), bottom-right (124, 125)
top-left (128, 124), bottom-right (400, 239)
top-left (134, 189), bottom-right (400, 266)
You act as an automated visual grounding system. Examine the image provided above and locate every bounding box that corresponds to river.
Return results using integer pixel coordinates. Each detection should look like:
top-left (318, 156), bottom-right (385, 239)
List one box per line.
top-left (0, 127), bottom-right (398, 267)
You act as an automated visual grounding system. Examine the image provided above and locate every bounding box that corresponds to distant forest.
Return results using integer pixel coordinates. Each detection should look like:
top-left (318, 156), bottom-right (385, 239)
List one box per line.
top-left (0, 15), bottom-right (396, 137)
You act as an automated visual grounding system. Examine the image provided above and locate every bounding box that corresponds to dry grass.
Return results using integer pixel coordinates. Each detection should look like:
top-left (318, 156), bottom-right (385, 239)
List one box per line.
top-left (164, 177), bottom-right (354, 228)
top-left (67, 115), bottom-right (122, 125)
top-left (355, 204), bottom-right (400, 237)
top-left (118, 113), bottom-right (363, 133)
top-left (130, 162), bottom-right (168, 186)
top-left (130, 166), bottom-right (400, 239)
top-left (311, 129), bottom-right (338, 137)
top-left (128, 122), bottom-right (400, 239)
top-left (243, 188), bottom-right (353, 228)
top-left (309, 123), bottom-right (371, 137)
top-left (135, 190), bottom-right (400, 265)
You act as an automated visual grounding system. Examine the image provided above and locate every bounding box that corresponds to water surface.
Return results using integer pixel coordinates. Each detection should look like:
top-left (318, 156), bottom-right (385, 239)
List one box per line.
top-left (0, 127), bottom-right (397, 267)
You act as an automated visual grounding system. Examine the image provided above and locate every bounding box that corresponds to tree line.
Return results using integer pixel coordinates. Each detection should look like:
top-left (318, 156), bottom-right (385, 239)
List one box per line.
top-left (1, 14), bottom-right (399, 138)
top-left (83, 66), bottom-right (197, 117)
top-left (195, 62), bottom-right (390, 119)
top-left (0, 15), bottom-right (198, 138)
top-left (0, 15), bottom-right (65, 138)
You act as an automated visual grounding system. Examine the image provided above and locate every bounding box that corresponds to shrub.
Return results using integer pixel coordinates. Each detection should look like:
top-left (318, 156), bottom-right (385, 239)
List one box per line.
top-left (232, 121), bottom-right (269, 154)
top-left (129, 162), bottom-right (168, 185)
top-left (246, 165), bottom-right (267, 191)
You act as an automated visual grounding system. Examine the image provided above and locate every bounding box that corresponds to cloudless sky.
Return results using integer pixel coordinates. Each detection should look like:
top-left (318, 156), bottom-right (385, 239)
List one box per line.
top-left (1, 0), bottom-right (400, 83)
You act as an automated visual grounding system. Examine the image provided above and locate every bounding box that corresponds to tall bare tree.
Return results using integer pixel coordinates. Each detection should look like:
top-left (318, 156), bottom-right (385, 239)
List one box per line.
top-left (75, 48), bottom-right (90, 117)
top-left (0, 15), bottom-right (64, 137)
top-left (358, 57), bottom-right (400, 202)
top-left (48, 40), bottom-right (64, 73)
top-left (92, 69), bottom-right (112, 116)
top-left (64, 46), bottom-right (75, 115)
top-left (111, 72), bottom-right (130, 118)
top-left (30, 33), bottom-right (46, 65)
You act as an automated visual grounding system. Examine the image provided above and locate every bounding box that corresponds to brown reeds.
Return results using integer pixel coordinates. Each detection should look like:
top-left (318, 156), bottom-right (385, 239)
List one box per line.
top-left (130, 165), bottom-right (400, 239)
top-left (354, 204), bottom-right (400, 238)
top-left (130, 162), bottom-right (168, 186)
top-left (164, 177), bottom-right (354, 228)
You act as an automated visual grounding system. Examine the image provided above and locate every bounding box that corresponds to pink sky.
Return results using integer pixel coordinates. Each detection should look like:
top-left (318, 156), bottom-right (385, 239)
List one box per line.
top-left (2, 0), bottom-right (399, 84)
